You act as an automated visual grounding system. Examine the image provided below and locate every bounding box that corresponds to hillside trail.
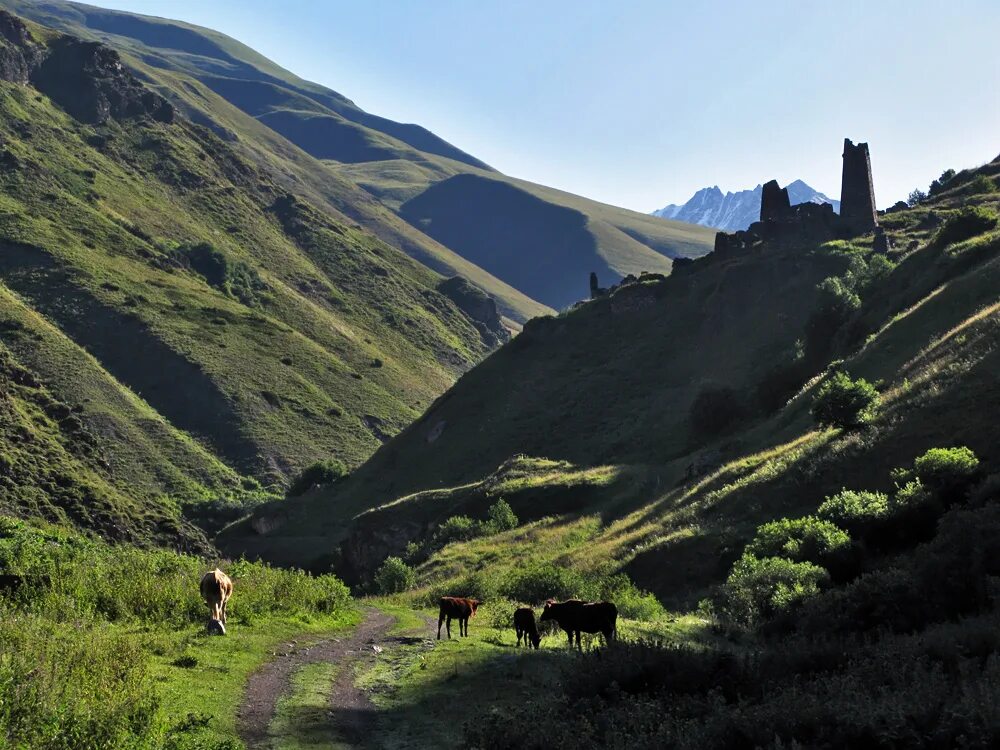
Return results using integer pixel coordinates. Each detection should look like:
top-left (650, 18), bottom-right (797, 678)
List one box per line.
top-left (237, 607), bottom-right (399, 749)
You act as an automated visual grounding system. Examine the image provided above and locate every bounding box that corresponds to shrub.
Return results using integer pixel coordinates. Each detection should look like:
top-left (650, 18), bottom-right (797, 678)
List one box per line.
top-left (965, 174), bottom-right (997, 195)
top-left (934, 206), bottom-right (998, 247)
top-left (912, 446), bottom-right (981, 498)
top-left (689, 385), bottom-right (749, 438)
top-left (928, 168), bottom-right (957, 195)
top-left (598, 573), bottom-right (665, 620)
top-left (885, 479), bottom-right (943, 543)
top-left (373, 556), bottom-right (416, 595)
top-left (485, 498), bottom-right (518, 533)
top-left (433, 515), bottom-right (482, 546)
top-left (811, 371), bottom-right (878, 429)
top-left (287, 459), bottom-right (347, 497)
top-left (745, 517), bottom-right (851, 570)
top-left (804, 278), bottom-right (861, 361)
top-left (720, 555), bottom-right (829, 627)
top-left (907, 188), bottom-right (927, 206)
top-left (499, 561), bottom-right (589, 605)
top-left (817, 489), bottom-right (889, 535)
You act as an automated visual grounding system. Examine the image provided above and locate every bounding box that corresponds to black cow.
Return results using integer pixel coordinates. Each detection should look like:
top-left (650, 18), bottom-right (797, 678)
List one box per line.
top-left (539, 599), bottom-right (617, 649)
top-left (514, 607), bottom-right (540, 649)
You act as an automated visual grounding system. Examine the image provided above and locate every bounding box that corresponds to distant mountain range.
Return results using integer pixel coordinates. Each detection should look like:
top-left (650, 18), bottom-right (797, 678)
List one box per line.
top-left (653, 180), bottom-right (840, 231)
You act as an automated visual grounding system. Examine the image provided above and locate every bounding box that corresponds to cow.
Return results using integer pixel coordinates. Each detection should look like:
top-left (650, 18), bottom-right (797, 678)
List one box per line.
top-left (200, 568), bottom-right (233, 635)
top-left (514, 606), bottom-right (541, 649)
top-left (437, 596), bottom-right (480, 639)
top-left (539, 599), bottom-right (617, 649)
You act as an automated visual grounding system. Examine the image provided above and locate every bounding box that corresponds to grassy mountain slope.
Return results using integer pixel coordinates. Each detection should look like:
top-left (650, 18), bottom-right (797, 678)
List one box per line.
top-left (0, 0), bottom-right (549, 325)
top-left (0, 12), bottom-right (508, 546)
top-left (223, 154), bottom-right (1000, 597)
top-left (4, 0), bottom-right (714, 312)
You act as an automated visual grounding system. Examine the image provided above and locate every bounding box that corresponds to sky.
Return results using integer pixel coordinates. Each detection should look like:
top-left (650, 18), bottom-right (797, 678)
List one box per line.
top-left (91, 0), bottom-right (1000, 212)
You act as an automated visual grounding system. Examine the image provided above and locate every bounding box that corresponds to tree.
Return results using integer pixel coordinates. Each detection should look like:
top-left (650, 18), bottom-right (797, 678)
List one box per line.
top-left (811, 371), bottom-right (879, 429)
top-left (745, 516), bottom-right (851, 568)
top-left (907, 188), bottom-right (927, 206)
top-left (486, 498), bottom-right (518, 533)
top-left (287, 459), bottom-right (348, 497)
top-left (928, 168), bottom-right (957, 196)
top-left (374, 556), bottom-right (416, 594)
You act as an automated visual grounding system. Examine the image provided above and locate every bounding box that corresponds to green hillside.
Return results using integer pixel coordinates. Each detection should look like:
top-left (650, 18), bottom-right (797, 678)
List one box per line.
top-left (3, 0), bottom-right (715, 312)
top-left (224, 154), bottom-right (1000, 598)
top-left (0, 11), bottom-right (512, 547)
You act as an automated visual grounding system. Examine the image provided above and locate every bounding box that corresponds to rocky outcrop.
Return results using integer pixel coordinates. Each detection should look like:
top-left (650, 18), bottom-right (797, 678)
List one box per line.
top-left (0, 11), bottom-right (173, 125)
top-left (0, 12), bottom-right (40, 84)
top-left (31, 37), bottom-right (173, 124)
top-left (437, 276), bottom-right (510, 347)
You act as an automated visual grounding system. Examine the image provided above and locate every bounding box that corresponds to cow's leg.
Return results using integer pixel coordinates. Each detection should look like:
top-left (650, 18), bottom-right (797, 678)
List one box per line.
top-left (446, 615), bottom-right (452, 639)
top-left (438, 611), bottom-right (445, 640)
top-left (221, 596), bottom-right (228, 625)
top-left (575, 631), bottom-right (582, 650)
top-left (517, 628), bottom-right (523, 647)
top-left (564, 628), bottom-right (573, 648)
top-left (461, 617), bottom-right (467, 636)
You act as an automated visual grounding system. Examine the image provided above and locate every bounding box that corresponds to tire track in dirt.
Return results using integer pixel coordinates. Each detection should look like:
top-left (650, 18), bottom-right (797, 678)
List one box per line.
top-left (236, 608), bottom-right (395, 749)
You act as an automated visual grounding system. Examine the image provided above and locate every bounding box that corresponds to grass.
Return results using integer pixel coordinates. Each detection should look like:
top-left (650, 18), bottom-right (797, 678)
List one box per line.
top-left (353, 600), bottom-right (712, 750)
top-left (0, 516), bottom-right (357, 749)
top-left (0, 15), bottom-right (520, 544)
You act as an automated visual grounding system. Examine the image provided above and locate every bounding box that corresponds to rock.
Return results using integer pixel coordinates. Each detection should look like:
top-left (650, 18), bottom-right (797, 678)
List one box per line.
top-left (31, 37), bottom-right (174, 124)
top-left (873, 226), bottom-right (892, 254)
top-left (437, 276), bottom-right (510, 347)
top-left (0, 12), bottom-right (40, 84)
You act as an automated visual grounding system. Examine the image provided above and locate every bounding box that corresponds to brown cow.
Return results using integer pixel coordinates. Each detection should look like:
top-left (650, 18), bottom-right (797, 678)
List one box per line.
top-left (514, 607), bottom-right (540, 649)
top-left (540, 599), bottom-right (617, 649)
top-left (437, 596), bottom-right (480, 639)
top-left (200, 568), bottom-right (233, 635)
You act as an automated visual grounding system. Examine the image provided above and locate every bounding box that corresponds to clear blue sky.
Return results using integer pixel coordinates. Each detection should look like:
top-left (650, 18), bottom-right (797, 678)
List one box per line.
top-left (93, 0), bottom-right (1000, 211)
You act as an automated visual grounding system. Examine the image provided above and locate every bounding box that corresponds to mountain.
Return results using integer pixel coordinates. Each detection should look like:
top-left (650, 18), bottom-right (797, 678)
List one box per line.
top-left (0, 9), bottom-right (526, 549)
top-left (223, 150), bottom-right (1000, 608)
top-left (1, 0), bottom-right (716, 312)
top-left (654, 179), bottom-right (840, 231)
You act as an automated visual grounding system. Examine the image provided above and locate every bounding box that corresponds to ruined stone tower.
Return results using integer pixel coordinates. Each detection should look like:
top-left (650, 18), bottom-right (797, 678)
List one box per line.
top-left (840, 139), bottom-right (878, 234)
top-left (760, 179), bottom-right (791, 223)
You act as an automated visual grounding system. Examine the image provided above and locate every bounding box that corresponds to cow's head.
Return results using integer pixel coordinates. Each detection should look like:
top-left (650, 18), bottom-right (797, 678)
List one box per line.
top-left (206, 618), bottom-right (226, 636)
top-left (539, 599), bottom-right (556, 621)
top-left (469, 599), bottom-right (481, 616)
top-left (530, 630), bottom-right (541, 649)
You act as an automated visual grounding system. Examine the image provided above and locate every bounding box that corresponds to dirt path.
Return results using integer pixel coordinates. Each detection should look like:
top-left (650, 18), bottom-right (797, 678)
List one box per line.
top-left (237, 608), bottom-right (396, 749)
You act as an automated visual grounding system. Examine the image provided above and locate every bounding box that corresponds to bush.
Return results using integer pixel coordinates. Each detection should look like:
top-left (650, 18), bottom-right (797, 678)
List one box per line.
top-left (720, 555), bottom-right (829, 627)
top-left (485, 498), bottom-right (518, 533)
top-left (744, 516), bottom-right (852, 569)
top-left (907, 188), bottom-right (927, 206)
top-left (817, 489), bottom-right (889, 535)
top-left (912, 446), bottom-right (981, 498)
top-left (598, 573), bottom-right (665, 620)
top-left (885, 479), bottom-right (943, 542)
top-left (499, 561), bottom-right (589, 605)
top-left (934, 206), bottom-right (998, 247)
top-left (373, 556), bottom-right (416, 595)
top-left (965, 174), bottom-right (997, 195)
top-left (689, 386), bottom-right (749, 438)
top-left (804, 278), bottom-right (861, 362)
top-left (928, 168), bottom-right (957, 195)
top-left (287, 459), bottom-right (348, 497)
top-left (433, 515), bottom-right (482, 546)
top-left (811, 371), bottom-right (879, 428)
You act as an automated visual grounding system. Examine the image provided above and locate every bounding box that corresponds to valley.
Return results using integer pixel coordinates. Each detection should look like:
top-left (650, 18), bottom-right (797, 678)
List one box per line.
top-left (0, 2), bottom-right (997, 749)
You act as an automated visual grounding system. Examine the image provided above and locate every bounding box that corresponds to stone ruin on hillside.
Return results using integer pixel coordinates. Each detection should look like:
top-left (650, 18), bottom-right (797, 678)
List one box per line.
top-left (708, 138), bottom-right (889, 261)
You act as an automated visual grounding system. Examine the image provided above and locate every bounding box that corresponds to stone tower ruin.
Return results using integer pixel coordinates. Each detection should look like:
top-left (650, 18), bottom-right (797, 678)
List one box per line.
top-left (840, 139), bottom-right (878, 234)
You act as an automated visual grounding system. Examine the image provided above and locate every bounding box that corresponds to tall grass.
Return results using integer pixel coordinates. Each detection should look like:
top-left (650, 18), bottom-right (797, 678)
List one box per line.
top-left (0, 517), bottom-right (353, 748)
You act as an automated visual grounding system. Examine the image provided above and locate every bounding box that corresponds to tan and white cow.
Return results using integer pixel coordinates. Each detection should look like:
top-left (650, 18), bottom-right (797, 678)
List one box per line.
top-left (199, 568), bottom-right (233, 635)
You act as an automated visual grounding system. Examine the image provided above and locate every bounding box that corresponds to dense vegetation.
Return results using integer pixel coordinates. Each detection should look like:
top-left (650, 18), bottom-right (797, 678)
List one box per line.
top-left (0, 517), bottom-right (353, 749)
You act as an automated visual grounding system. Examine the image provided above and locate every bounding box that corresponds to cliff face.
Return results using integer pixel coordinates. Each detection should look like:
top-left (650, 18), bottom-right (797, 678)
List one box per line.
top-left (0, 11), bottom-right (173, 124)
